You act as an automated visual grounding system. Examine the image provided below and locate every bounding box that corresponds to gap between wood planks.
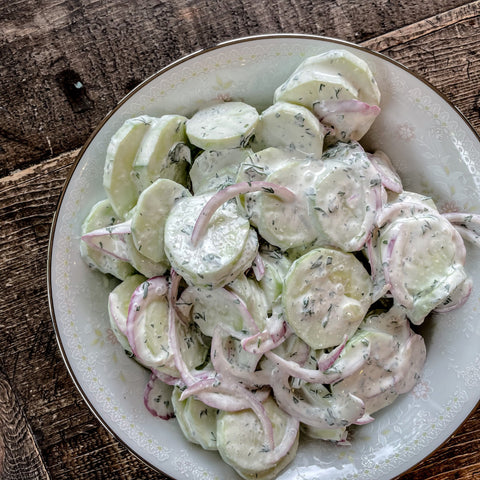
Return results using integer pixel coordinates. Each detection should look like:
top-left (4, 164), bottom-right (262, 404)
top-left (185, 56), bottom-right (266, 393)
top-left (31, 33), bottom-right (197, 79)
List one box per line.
top-left (3, 0), bottom-right (479, 186)
top-left (0, 149), bottom-right (80, 190)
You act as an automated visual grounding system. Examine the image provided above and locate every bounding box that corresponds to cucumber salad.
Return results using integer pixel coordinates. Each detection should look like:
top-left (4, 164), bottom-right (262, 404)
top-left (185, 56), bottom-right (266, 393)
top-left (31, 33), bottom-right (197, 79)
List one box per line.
top-left (80, 49), bottom-right (480, 479)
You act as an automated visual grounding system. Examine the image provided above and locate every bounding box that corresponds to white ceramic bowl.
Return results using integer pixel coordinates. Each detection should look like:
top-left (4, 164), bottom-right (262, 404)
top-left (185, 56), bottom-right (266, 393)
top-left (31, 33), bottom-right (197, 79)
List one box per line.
top-left (48, 34), bottom-right (480, 480)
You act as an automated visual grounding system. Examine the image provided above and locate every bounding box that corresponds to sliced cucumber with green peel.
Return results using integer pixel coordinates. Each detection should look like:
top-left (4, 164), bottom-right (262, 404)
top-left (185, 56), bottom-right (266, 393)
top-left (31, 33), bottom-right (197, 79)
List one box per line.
top-left (178, 285), bottom-right (251, 337)
top-left (164, 193), bottom-right (253, 288)
top-left (216, 397), bottom-right (299, 479)
top-left (257, 246), bottom-right (292, 308)
top-left (80, 199), bottom-right (135, 280)
top-left (126, 277), bottom-right (208, 374)
top-left (330, 307), bottom-right (426, 415)
top-left (299, 49), bottom-right (381, 105)
top-left (282, 247), bottom-right (373, 349)
top-left (252, 101), bottom-right (325, 157)
top-left (133, 114), bottom-right (190, 192)
top-left (190, 148), bottom-right (253, 195)
top-left (313, 156), bottom-right (381, 252)
top-left (103, 116), bottom-right (153, 218)
top-left (223, 228), bottom-right (260, 286)
top-left (171, 387), bottom-right (218, 450)
top-left (186, 102), bottom-right (259, 150)
top-left (379, 212), bottom-right (468, 324)
top-left (252, 160), bottom-right (323, 250)
top-left (298, 383), bottom-right (347, 441)
top-left (228, 273), bottom-right (269, 332)
top-left (131, 178), bottom-right (190, 263)
top-left (108, 273), bottom-right (147, 352)
top-left (125, 235), bottom-right (169, 278)
top-left (274, 69), bottom-right (357, 111)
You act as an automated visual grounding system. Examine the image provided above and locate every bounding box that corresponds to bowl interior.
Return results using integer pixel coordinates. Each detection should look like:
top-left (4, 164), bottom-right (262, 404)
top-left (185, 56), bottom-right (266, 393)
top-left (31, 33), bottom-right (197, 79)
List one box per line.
top-left (49, 35), bottom-right (480, 480)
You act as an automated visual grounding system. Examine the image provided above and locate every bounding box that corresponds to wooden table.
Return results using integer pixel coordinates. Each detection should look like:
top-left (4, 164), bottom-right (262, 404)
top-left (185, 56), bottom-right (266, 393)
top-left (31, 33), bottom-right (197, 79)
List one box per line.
top-left (1, 1), bottom-right (479, 479)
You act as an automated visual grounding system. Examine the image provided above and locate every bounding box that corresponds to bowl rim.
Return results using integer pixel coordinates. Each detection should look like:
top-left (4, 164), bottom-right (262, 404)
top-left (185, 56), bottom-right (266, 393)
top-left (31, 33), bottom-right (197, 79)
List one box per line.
top-left (47, 32), bottom-right (480, 479)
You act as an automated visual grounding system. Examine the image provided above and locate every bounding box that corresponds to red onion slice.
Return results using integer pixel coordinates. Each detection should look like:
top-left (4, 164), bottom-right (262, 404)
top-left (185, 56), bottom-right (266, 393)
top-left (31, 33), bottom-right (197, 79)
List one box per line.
top-left (367, 151), bottom-right (403, 194)
top-left (143, 371), bottom-right (175, 420)
top-left (125, 276), bottom-right (169, 363)
top-left (252, 252), bottom-right (266, 281)
top-left (270, 368), bottom-right (365, 429)
top-left (443, 212), bottom-right (480, 248)
top-left (81, 219), bottom-right (132, 261)
top-left (434, 277), bottom-right (473, 313)
top-left (191, 181), bottom-right (295, 247)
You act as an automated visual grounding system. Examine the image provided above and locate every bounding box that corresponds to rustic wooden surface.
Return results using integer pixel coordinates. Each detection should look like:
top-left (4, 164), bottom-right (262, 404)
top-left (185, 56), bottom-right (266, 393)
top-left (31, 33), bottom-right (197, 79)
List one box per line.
top-left (1, 1), bottom-right (479, 479)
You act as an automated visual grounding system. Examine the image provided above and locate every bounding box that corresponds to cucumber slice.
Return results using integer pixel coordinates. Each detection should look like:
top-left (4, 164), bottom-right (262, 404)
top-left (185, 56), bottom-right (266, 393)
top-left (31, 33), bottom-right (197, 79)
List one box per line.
top-left (81, 220), bottom-right (131, 262)
top-left (108, 273), bottom-right (147, 352)
top-left (256, 246), bottom-right (292, 309)
top-left (164, 193), bottom-right (252, 288)
top-left (186, 102), bottom-right (259, 150)
top-left (125, 278), bottom-right (173, 371)
top-left (235, 147), bottom-right (308, 227)
top-left (178, 286), bottom-right (250, 337)
top-left (312, 152), bottom-right (382, 252)
top-left (297, 383), bottom-right (347, 441)
top-left (125, 235), bottom-right (169, 278)
top-left (126, 278), bottom-right (207, 374)
top-left (132, 114), bottom-right (190, 192)
top-left (131, 178), bottom-right (190, 263)
top-left (171, 386), bottom-right (218, 450)
top-left (236, 147), bottom-right (297, 184)
top-left (301, 423), bottom-right (347, 442)
top-left (222, 228), bottom-right (259, 286)
top-left (228, 273), bottom-right (269, 332)
top-left (252, 101), bottom-right (325, 157)
top-left (331, 307), bottom-right (426, 415)
top-left (379, 212), bottom-right (468, 324)
top-left (216, 397), bottom-right (299, 479)
top-left (177, 274), bottom-right (266, 337)
top-left (80, 199), bottom-right (135, 280)
top-left (314, 99), bottom-right (380, 146)
top-left (282, 247), bottom-right (372, 349)
top-left (274, 69), bottom-right (357, 111)
top-left (392, 190), bottom-right (438, 211)
top-left (253, 160), bottom-right (323, 250)
top-left (103, 116), bottom-right (153, 218)
top-left (82, 217), bottom-right (168, 277)
top-left (190, 148), bottom-right (253, 195)
top-left (299, 49), bottom-right (381, 106)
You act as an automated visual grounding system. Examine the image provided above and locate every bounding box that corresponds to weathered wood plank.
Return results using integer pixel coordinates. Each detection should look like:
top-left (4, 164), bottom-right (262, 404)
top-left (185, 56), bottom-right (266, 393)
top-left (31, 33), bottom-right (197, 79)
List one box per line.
top-left (362, 1), bottom-right (480, 134)
top-left (0, 368), bottom-right (50, 480)
top-left (0, 0), bottom-right (472, 176)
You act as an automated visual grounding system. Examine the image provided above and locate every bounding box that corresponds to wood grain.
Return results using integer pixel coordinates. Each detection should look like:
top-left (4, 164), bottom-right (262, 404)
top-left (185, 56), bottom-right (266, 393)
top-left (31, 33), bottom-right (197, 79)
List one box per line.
top-left (1, 1), bottom-right (480, 479)
top-left (362, 1), bottom-right (480, 134)
top-left (0, 0), bottom-right (473, 176)
top-left (0, 368), bottom-right (50, 480)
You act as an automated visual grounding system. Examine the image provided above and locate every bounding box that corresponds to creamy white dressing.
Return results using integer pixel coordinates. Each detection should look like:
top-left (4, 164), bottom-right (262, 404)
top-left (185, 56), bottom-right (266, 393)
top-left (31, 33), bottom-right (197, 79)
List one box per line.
top-left (164, 193), bottom-right (254, 288)
top-left (330, 307), bottom-right (426, 415)
top-left (252, 101), bottom-right (326, 156)
top-left (254, 160), bottom-right (323, 250)
top-left (379, 205), bottom-right (468, 323)
top-left (283, 248), bottom-right (372, 349)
